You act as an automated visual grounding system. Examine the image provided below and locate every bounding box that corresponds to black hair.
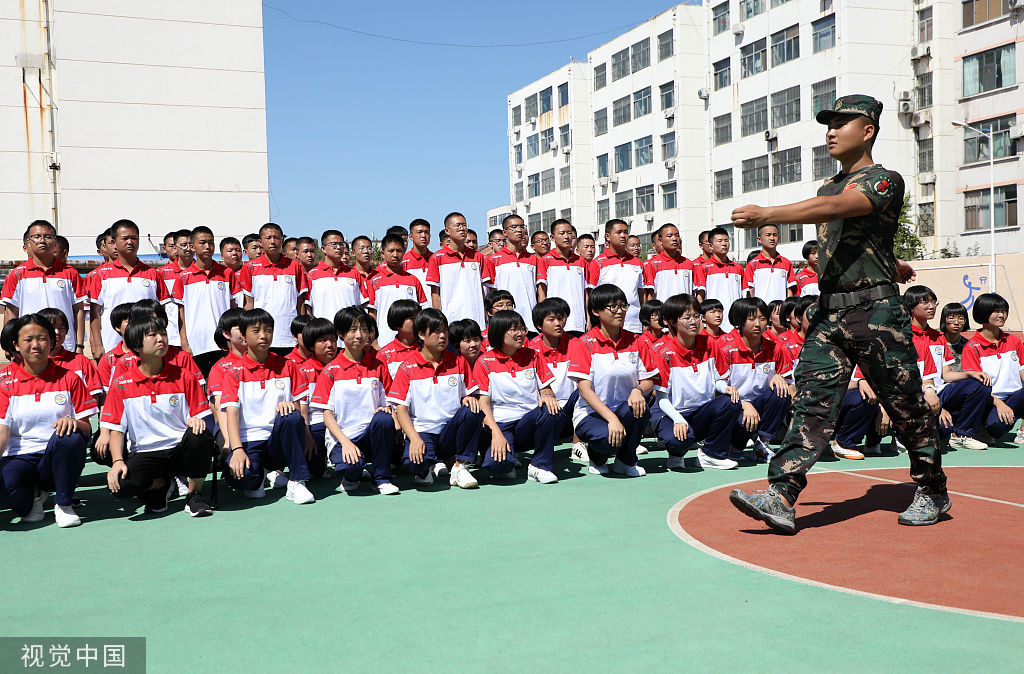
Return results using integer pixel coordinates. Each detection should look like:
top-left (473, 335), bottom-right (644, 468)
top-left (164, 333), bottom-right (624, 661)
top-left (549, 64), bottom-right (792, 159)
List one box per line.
top-left (55, 235), bottom-right (69, 253)
top-left (488, 310), bottom-right (526, 350)
top-left (95, 228), bottom-right (112, 250)
top-left (488, 229), bottom-right (505, 241)
top-left (301, 318), bottom-right (337, 349)
top-left (37, 307), bottom-right (68, 333)
top-left (447, 318), bottom-right (481, 347)
top-left (283, 237), bottom-right (298, 248)
top-left (550, 218), bottom-right (571, 234)
top-left (640, 299), bottom-right (664, 327)
top-left (259, 222), bottom-right (283, 237)
top-left (655, 223), bottom-right (678, 239)
top-left (698, 229), bottom-right (711, 245)
top-left (530, 230), bottom-right (548, 243)
top-left (386, 225), bottom-right (409, 238)
top-left (801, 239), bottom-right (819, 259)
top-left (242, 233), bottom-right (260, 248)
top-left (365, 312), bottom-right (378, 340)
top-left (130, 299), bottom-right (167, 327)
top-left (728, 297), bottom-right (769, 329)
top-left (190, 226), bottom-right (213, 242)
top-left (10, 313), bottom-right (56, 351)
top-left (532, 297), bottom-right (569, 329)
top-left (757, 223), bottom-right (780, 235)
top-left (333, 307), bottom-right (371, 336)
top-left (214, 307), bottom-right (245, 351)
top-left (604, 219), bottom-right (627, 235)
top-left (174, 229), bottom-right (192, 243)
top-left (467, 228), bottom-right (478, 240)
top-left (484, 289), bottom-right (516, 314)
top-left (387, 299), bottom-right (421, 332)
top-left (220, 236), bottom-right (240, 250)
top-left (351, 235), bottom-right (371, 248)
top-left (971, 293), bottom-right (1010, 325)
top-left (110, 302), bottom-right (134, 331)
top-left (902, 285), bottom-right (937, 310)
top-left (239, 308), bottom-right (274, 334)
top-left (0, 317), bottom-right (20, 357)
top-left (745, 249), bottom-right (760, 264)
top-left (501, 213), bottom-right (524, 229)
top-left (700, 298), bottom-right (724, 315)
top-left (321, 229), bottom-right (343, 245)
top-left (940, 302), bottom-right (970, 331)
top-left (767, 299), bottom-right (784, 321)
top-left (661, 293), bottom-right (700, 334)
top-left (23, 220), bottom-right (55, 242)
top-left (588, 283), bottom-right (627, 320)
top-left (381, 233), bottom-right (405, 251)
top-left (577, 233), bottom-right (595, 243)
top-left (163, 231), bottom-right (177, 245)
top-left (123, 316), bottom-right (167, 356)
top-left (408, 218), bottom-right (430, 232)
top-left (413, 308), bottom-right (449, 345)
top-left (296, 236), bottom-right (317, 248)
top-left (444, 212), bottom-right (466, 228)
top-left (709, 226), bottom-right (729, 240)
top-left (779, 296), bottom-right (799, 325)
top-left (438, 230), bottom-right (449, 245)
top-left (290, 314), bottom-right (313, 339)
top-left (111, 219), bottom-right (139, 237)
top-left (793, 295), bottom-right (817, 320)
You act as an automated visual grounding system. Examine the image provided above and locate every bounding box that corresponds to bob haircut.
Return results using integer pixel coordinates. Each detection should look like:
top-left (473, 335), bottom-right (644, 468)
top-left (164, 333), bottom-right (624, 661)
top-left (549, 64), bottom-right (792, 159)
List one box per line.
top-left (333, 307), bottom-right (371, 336)
top-left (290, 314), bottom-right (313, 338)
top-left (487, 310), bottom-right (527, 350)
top-left (448, 319), bottom-right (482, 347)
top-left (9, 313), bottom-right (56, 352)
top-left (239, 308), bottom-right (274, 334)
top-left (639, 299), bottom-right (664, 327)
top-left (587, 283), bottom-right (628, 320)
top-left (728, 297), bottom-right (769, 329)
top-left (484, 289), bottom-right (516, 314)
top-left (532, 297), bottom-right (569, 330)
top-left (971, 293), bottom-right (1009, 326)
top-left (940, 302), bottom-right (970, 331)
top-left (902, 285), bottom-right (937, 310)
top-left (801, 239), bottom-right (819, 259)
top-left (37, 307), bottom-right (68, 333)
top-left (661, 293), bottom-right (700, 335)
top-left (793, 295), bottom-right (817, 320)
top-left (214, 307), bottom-right (245, 351)
top-left (699, 298), bottom-right (724, 315)
top-left (109, 302), bottom-right (135, 330)
top-left (123, 316), bottom-right (167, 356)
top-left (778, 297), bottom-right (798, 325)
top-left (387, 299), bottom-right (421, 332)
top-left (413, 308), bottom-right (449, 345)
top-left (130, 299), bottom-right (167, 327)
top-left (0, 317), bottom-right (20, 357)
top-left (301, 318), bottom-right (337, 348)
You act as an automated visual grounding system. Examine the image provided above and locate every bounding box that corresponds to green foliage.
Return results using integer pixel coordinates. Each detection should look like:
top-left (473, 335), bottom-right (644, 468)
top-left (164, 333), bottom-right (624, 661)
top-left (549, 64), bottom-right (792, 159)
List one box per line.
top-left (894, 194), bottom-right (925, 260)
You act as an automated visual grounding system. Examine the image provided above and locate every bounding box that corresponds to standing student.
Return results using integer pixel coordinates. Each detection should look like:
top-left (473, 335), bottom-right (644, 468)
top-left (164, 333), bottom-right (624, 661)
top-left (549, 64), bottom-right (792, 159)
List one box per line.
top-left (530, 230), bottom-right (551, 257)
top-left (388, 308), bottom-right (484, 489)
top-left (83, 229), bottom-right (116, 313)
top-left (368, 233), bottom-right (426, 347)
top-left (743, 224), bottom-right (796, 302)
top-left (283, 237), bottom-right (299, 260)
top-left (475, 310), bottom-right (561, 484)
top-left (426, 212), bottom-right (489, 326)
top-left (962, 293), bottom-right (1024, 445)
top-left (483, 214), bottom-right (539, 328)
top-left (642, 223), bottom-right (694, 302)
top-left (692, 227), bottom-right (744, 331)
top-left (3, 220), bottom-right (86, 355)
top-left (568, 284), bottom-right (658, 477)
top-left (350, 236), bottom-right (378, 293)
top-left (220, 237), bottom-right (244, 273)
top-left (0, 314), bottom-right (97, 527)
top-left (795, 240), bottom-right (820, 296)
top-left (536, 219), bottom-right (591, 336)
top-left (696, 230), bottom-right (714, 273)
top-left (402, 218), bottom-right (433, 304)
top-left (575, 233), bottom-right (597, 263)
top-left (307, 229), bottom-right (365, 323)
top-left (157, 229), bottom-right (194, 347)
top-left (220, 309), bottom-right (316, 505)
top-left (627, 235), bottom-right (643, 259)
top-left (295, 237), bottom-right (319, 275)
top-left (378, 300), bottom-right (422, 378)
top-left (102, 316), bottom-right (216, 517)
top-left (592, 220), bottom-right (646, 333)
top-left (242, 233), bottom-right (262, 261)
top-left (238, 223), bottom-right (310, 355)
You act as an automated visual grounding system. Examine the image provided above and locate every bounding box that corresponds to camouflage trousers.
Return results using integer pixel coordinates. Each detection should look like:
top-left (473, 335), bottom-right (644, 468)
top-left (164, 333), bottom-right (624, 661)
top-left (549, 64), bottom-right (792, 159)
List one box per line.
top-left (769, 295), bottom-right (946, 504)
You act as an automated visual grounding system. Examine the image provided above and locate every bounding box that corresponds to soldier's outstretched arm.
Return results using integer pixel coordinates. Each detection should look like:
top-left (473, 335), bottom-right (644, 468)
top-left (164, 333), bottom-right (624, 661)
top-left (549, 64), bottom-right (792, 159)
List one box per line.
top-left (731, 190), bottom-right (873, 229)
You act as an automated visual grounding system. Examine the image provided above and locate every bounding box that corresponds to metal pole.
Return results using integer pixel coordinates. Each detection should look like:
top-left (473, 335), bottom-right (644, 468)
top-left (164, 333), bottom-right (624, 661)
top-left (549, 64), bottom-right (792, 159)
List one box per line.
top-left (987, 127), bottom-right (995, 293)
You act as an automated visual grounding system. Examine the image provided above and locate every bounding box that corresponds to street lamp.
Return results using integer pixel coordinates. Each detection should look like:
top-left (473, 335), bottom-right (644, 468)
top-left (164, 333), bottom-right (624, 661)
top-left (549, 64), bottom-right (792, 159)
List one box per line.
top-left (952, 120), bottom-right (996, 293)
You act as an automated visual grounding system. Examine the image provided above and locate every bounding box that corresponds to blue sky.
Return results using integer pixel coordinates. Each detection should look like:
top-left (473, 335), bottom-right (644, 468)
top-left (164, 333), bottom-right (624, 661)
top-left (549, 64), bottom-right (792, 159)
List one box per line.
top-left (262, 0), bottom-right (691, 242)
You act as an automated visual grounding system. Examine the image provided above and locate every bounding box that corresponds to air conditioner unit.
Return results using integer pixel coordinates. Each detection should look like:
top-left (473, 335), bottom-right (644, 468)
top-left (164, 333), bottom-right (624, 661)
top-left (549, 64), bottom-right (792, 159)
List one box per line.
top-left (664, 107), bottom-right (676, 119)
top-left (1009, 124), bottom-right (1024, 140)
top-left (598, 176), bottom-right (610, 187)
top-left (513, 127), bottom-right (521, 138)
top-left (609, 173), bottom-right (619, 184)
top-left (644, 214), bottom-right (655, 223)
top-left (764, 129), bottom-right (778, 141)
top-left (528, 116), bottom-right (538, 126)
top-left (732, 22), bottom-right (745, 35)
top-left (910, 44), bottom-right (931, 60)
top-left (898, 99), bottom-right (915, 114)
top-left (515, 167), bottom-right (522, 176)
top-left (1010, 0), bottom-right (1022, 10)
top-left (911, 110), bottom-right (931, 127)
top-left (918, 172), bottom-right (936, 184)
top-left (549, 142), bottom-right (559, 152)
top-left (561, 145), bottom-right (572, 154)
top-left (897, 90), bottom-right (913, 101)
top-left (697, 87), bottom-right (710, 100)
top-left (665, 159), bottom-right (676, 170)
top-left (523, 200), bottom-right (532, 210)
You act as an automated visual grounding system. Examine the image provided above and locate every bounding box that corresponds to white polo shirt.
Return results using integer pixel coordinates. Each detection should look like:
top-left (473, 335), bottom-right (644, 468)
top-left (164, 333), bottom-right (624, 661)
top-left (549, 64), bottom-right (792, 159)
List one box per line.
top-left (171, 262), bottom-right (241, 356)
top-left (743, 252), bottom-right (796, 303)
top-left (425, 247), bottom-right (489, 326)
top-left (483, 247), bottom-right (539, 328)
top-left (536, 251), bottom-right (592, 334)
top-left (718, 331), bottom-right (794, 401)
top-left (401, 248), bottom-right (432, 307)
top-left (367, 267), bottom-right (427, 346)
top-left (88, 260), bottom-right (172, 352)
top-left (388, 350), bottom-right (477, 434)
top-left (693, 258), bottom-right (744, 331)
top-left (307, 262), bottom-right (365, 322)
top-left (238, 254), bottom-right (310, 348)
top-left (217, 352), bottom-right (308, 443)
top-left (1, 259), bottom-right (85, 352)
top-left (158, 261), bottom-right (187, 346)
top-left (567, 327), bottom-right (659, 427)
top-left (592, 249), bottom-right (647, 333)
top-left (654, 334), bottom-right (729, 415)
top-left (473, 346), bottom-right (553, 423)
top-left (529, 334), bottom-right (579, 405)
top-left (642, 252), bottom-right (694, 302)
top-left (0, 362), bottom-right (98, 457)
top-left (309, 351), bottom-right (391, 444)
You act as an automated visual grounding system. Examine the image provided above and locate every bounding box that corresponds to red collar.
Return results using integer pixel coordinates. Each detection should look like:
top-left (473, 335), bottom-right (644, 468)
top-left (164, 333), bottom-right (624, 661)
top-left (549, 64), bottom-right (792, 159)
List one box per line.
top-left (239, 352), bottom-right (278, 370)
top-left (548, 249), bottom-right (581, 263)
top-left (584, 327), bottom-right (632, 349)
top-left (598, 249), bottom-right (637, 263)
top-left (406, 248), bottom-right (432, 262)
top-left (130, 362), bottom-right (173, 382)
top-left (256, 253), bottom-right (292, 269)
top-left (499, 246), bottom-right (533, 261)
top-left (186, 261), bottom-right (225, 276)
top-left (333, 350), bottom-right (375, 370)
top-left (11, 361), bottom-right (57, 382)
top-left (110, 258), bottom-right (149, 274)
top-left (22, 257), bottom-right (66, 273)
top-left (655, 250), bottom-right (686, 264)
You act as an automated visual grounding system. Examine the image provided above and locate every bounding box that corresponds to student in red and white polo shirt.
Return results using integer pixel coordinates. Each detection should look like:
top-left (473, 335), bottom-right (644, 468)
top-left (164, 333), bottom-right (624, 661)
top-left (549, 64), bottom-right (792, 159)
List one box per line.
top-left (474, 310), bottom-right (560, 484)
top-left (652, 294), bottom-right (742, 470)
top-left (961, 293), bottom-right (1024, 443)
top-left (795, 240), bottom-right (820, 296)
top-left (536, 219), bottom-right (592, 335)
top-left (310, 308), bottom-right (398, 495)
top-left (112, 301), bottom-right (206, 391)
top-left (101, 316), bottom-right (216, 517)
top-left (173, 226), bottom-right (242, 375)
top-left (220, 309), bottom-right (316, 505)
top-left (426, 212), bottom-right (489, 326)
top-left (693, 227), bottom-right (744, 332)
top-left (157, 229), bottom-right (194, 347)
top-left (307, 229), bottom-right (365, 324)
top-left (238, 223), bottom-right (310, 354)
top-left (38, 308), bottom-right (104, 403)
top-left (642, 223), bottom-right (694, 302)
top-left (530, 298), bottom-right (582, 441)
top-left (482, 214), bottom-right (539, 329)
top-left (88, 220), bottom-right (172, 357)
top-left (774, 295), bottom-right (815, 366)
top-left (568, 284), bottom-right (658, 477)
top-left (402, 218), bottom-right (433, 306)
top-left (0, 315), bottom-right (97, 528)
top-left (742, 225), bottom-right (796, 303)
top-left (378, 300), bottom-right (421, 378)
top-left (3, 221), bottom-right (86, 354)
top-left (295, 318), bottom-right (338, 482)
top-left (206, 307), bottom-right (247, 449)
top-left (592, 219), bottom-right (647, 333)
top-left (369, 233), bottom-right (426, 347)
top-left (388, 308), bottom-right (485, 489)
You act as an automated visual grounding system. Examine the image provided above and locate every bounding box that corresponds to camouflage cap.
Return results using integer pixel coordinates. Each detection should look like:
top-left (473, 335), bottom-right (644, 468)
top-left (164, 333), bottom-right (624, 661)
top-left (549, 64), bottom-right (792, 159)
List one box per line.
top-left (815, 94), bottom-right (882, 126)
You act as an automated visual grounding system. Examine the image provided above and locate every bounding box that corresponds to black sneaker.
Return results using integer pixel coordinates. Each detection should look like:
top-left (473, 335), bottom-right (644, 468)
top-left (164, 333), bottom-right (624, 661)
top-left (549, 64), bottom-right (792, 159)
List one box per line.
top-left (142, 481), bottom-right (174, 514)
top-left (184, 491), bottom-right (213, 518)
top-left (729, 486), bottom-right (796, 534)
top-left (897, 487), bottom-right (950, 526)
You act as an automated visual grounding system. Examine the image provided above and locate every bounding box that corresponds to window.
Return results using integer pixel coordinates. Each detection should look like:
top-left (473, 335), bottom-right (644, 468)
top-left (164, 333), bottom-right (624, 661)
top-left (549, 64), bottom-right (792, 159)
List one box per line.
top-left (612, 48), bottom-right (630, 81)
top-left (771, 86), bottom-right (801, 127)
top-left (613, 96), bottom-right (632, 126)
top-left (598, 199), bottom-right (610, 223)
top-left (540, 87), bottom-right (553, 114)
top-left (772, 147), bottom-right (802, 185)
top-left (812, 77), bottom-right (836, 116)
top-left (742, 155), bottom-right (770, 192)
top-left (524, 94), bottom-right (538, 120)
top-left (660, 82), bottom-right (675, 111)
top-left (740, 97), bottom-right (768, 136)
top-left (661, 133), bottom-right (676, 160)
top-left (713, 3), bottom-right (730, 35)
top-left (963, 45), bottom-right (1016, 97)
top-left (963, 0), bottom-right (1011, 28)
top-left (528, 173), bottom-right (540, 198)
top-left (741, 39), bottom-right (767, 78)
top-left (514, 144), bottom-right (522, 164)
top-left (918, 203), bottom-right (935, 237)
top-left (597, 154), bottom-right (609, 178)
top-left (561, 208), bottom-right (572, 220)
top-left (526, 134), bottom-right (539, 159)
top-left (713, 58), bottom-right (731, 90)
top-left (771, 25), bottom-right (800, 66)
top-left (771, 0), bottom-right (793, 6)
top-left (812, 15), bottom-right (835, 52)
top-left (964, 114), bottom-right (1017, 163)
top-left (512, 105), bottom-right (521, 126)
top-left (740, 0), bottom-right (765, 19)
top-left (633, 87), bottom-right (652, 118)
top-left (820, 0), bottom-right (832, 10)
top-left (560, 166), bottom-right (571, 190)
top-left (542, 209), bottom-right (557, 230)
top-left (631, 38), bottom-right (650, 73)
top-left (529, 213), bottom-right (542, 230)
top-left (540, 128), bottom-right (554, 152)
top-left (594, 108), bottom-right (608, 136)
top-left (744, 228), bottom-right (759, 249)
top-left (812, 144), bottom-right (837, 179)
top-left (636, 185), bottom-right (655, 214)
top-left (916, 72), bottom-right (933, 109)
top-left (541, 169), bottom-right (555, 195)
top-left (918, 7), bottom-right (933, 42)
top-left (918, 138), bottom-right (934, 172)
top-left (514, 181), bottom-right (524, 202)
top-left (663, 182), bottom-right (677, 209)
top-left (558, 82), bottom-right (569, 108)
top-left (965, 185), bottom-right (1017, 230)
top-left (715, 169), bottom-right (734, 199)
top-left (560, 125), bottom-right (570, 149)
top-left (615, 142), bottom-right (632, 172)
top-left (658, 30), bottom-right (673, 61)
top-left (615, 189), bottom-right (634, 217)
top-left (635, 136), bottom-right (654, 167)
top-left (594, 63), bottom-right (607, 90)
top-left (714, 114), bottom-right (732, 145)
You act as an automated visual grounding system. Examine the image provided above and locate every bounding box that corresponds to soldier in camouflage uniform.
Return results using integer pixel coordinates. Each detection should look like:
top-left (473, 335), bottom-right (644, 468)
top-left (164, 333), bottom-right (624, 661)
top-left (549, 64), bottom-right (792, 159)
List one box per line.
top-left (727, 95), bottom-right (949, 534)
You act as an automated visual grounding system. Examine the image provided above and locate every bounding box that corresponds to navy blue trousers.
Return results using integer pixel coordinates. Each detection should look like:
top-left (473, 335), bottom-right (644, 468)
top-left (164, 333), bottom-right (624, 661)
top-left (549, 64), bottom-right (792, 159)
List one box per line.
top-left (492, 405), bottom-right (560, 472)
top-left (937, 378), bottom-right (991, 438)
top-left (1, 431), bottom-right (87, 515)
top-left (403, 406), bottom-right (484, 478)
top-left (983, 387), bottom-right (1024, 438)
top-left (732, 388), bottom-right (792, 448)
top-left (575, 399), bottom-right (649, 467)
top-left (653, 395), bottom-right (742, 459)
top-left (224, 411), bottom-right (311, 490)
top-left (330, 411), bottom-right (396, 485)
top-left (834, 389), bottom-right (878, 447)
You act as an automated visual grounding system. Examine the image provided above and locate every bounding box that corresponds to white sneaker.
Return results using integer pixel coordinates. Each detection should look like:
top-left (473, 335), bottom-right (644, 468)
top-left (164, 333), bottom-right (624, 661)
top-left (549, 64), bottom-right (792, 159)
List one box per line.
top-left (666, 455), bottom-right (687, 470)
top-left (377, 482), bottom-right (400, 495)
top-left (432, 462), bottom-right (449, 478)
top-left (339, 478), bottom-right (361, 493)
top-left (753, 438), bottom-right (774, 461)
top-left (1015, 427), bottom-right (1024, 445)
top-left (831, 440), bottom-right (865, 460)
top-left (571, 442), bottom-right (590, 463)
top-left (636, 444), bottom-right (649, 455)
top-left (587, 461), bottom-right (609, 475)
top-left (697, 449), bottom-right (738, 470)
top-left (18, 491), bottom-right (47, 523)
top-left (265, 470), bottom-right (288, 490)
top-left (894, 437), bottom-right (907, 452)
top-left (949, 435), bottom-right (988, 451)
top-left (54, 503), bottom-right (81, 528)
top-left (862, 443), bottom-right (882, 456)
top-left (175, 475), bottom-right (189, 497)
top-left (243, 486), bottom-right (266, 498)
top-left (414, 471), bottom-right (434, 486)
top-left (527, 464), bottom-right (558, 484)
top-left (286, 480), bottom-right (315, 504)
top-left (611, 458), bottom-right (646, 477)
top-left (449, 463), bottom-right (479, 489)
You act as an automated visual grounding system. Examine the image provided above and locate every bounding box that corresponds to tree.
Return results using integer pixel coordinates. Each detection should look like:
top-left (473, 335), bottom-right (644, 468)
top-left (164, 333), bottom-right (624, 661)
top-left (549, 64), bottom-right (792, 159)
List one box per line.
top-left (894, 194), bottom-right (925, 260)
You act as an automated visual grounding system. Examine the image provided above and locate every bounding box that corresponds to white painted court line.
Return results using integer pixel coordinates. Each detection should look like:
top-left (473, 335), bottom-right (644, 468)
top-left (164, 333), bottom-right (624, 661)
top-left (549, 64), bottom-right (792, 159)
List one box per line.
top-left (665, 466), bottom-right (1024, 624)
top-left (810, 465), bottom-right (1024, 509)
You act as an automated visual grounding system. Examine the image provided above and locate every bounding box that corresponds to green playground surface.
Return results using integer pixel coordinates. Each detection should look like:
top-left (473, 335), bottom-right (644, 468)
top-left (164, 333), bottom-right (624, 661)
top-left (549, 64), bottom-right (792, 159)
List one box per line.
top-left (4, 437), bottom-right (1022, 672)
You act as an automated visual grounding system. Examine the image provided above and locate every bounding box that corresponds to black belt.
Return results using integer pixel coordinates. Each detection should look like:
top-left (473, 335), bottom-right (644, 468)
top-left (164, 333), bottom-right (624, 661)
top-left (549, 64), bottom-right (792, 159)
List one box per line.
top-left (818, 283), bottom-right (899, 310)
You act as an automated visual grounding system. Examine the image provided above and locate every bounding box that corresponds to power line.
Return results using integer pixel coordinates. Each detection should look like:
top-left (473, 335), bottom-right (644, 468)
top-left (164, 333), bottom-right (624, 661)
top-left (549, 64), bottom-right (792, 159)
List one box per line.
top-left (262, 3), bottom-right (644, 48)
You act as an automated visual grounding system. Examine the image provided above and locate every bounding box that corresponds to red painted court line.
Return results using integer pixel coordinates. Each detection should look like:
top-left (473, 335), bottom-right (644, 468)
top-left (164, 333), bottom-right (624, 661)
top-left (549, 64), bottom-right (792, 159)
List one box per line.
top-left (669, 467), bottom-right (1024, 622)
